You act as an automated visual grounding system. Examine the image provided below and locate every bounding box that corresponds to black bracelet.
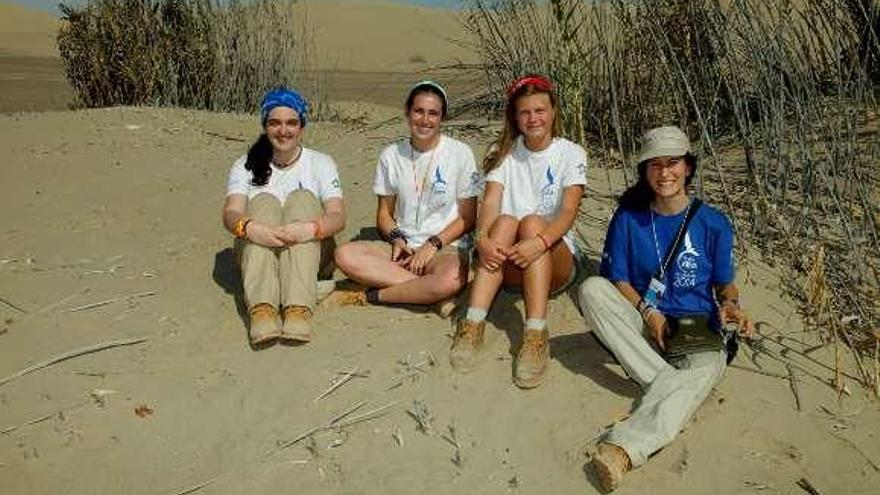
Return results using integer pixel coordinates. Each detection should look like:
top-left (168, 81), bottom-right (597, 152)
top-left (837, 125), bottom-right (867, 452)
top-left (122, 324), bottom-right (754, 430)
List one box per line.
top-left (387, 227), bottom-right (407, 244)
top-left (427, 235), bottom-right (443, 250)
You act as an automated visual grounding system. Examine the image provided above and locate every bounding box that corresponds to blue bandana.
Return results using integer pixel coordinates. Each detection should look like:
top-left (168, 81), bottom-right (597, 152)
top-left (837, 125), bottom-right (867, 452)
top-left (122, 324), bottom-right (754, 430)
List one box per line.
top-left (260, 87), bottom-right (308, 127)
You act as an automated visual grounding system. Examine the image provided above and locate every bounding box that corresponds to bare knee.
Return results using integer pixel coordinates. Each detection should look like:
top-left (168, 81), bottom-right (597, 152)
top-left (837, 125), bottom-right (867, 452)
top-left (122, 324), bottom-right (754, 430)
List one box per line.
top-left (435, 267), bottom-right (466, 298)
top-left (517, 214), bottom-right (547, 238)
top-left (334, 243), bottom-right (359, 273)
top-left (489, 215), bottom-right (519, 245)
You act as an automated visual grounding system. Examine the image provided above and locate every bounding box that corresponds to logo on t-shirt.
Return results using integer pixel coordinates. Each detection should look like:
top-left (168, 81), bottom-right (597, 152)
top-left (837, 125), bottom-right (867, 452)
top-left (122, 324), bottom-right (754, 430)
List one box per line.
top-left (673, 232), bottom-right (700, 288)
top-left (431, 166), bottom-right (449, 208)
top-left (538, 167), bottom-right (559, 215)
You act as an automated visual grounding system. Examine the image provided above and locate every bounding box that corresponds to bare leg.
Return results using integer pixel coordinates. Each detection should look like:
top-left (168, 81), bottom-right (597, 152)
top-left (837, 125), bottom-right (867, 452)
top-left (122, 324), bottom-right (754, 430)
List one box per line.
top-left (378, 250), bottom-right (467, 304)
top-left (467, 215), bottom-right (519, 310)
top-left (334, 241), bottom-right (416, 287)
top-left (515, 215), bottom-right (574, 319)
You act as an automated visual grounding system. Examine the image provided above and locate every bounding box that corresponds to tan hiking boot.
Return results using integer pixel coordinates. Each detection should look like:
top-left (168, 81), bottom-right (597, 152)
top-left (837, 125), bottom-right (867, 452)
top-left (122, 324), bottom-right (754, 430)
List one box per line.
top-left (449, 319), bottom-right (485, 372)
top-left (514, 328), bottom-right (550, 388)
top-left (321, 281), bottom-right (368, 308)
top-left (435, 296), bottom-right (458, 319)
top-left (592, 442), bottom-right (631, 492)
top-left (249, 303), bottom-right (281, 345)
top-left (281, 305), bottom-right (313, 343)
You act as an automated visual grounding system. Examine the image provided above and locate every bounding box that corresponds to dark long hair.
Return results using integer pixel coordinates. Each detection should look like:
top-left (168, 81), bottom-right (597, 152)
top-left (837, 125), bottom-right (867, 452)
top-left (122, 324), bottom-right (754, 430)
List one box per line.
top-left (244, 134), bottom-right (273, 186)
top-left (618, 154), bottom-right (698, 211)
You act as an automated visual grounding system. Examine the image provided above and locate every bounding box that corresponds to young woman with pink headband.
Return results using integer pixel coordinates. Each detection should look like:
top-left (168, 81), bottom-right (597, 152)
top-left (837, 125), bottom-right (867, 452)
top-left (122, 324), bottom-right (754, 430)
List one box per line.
top-left (450, 75), bottom-right (587, 389)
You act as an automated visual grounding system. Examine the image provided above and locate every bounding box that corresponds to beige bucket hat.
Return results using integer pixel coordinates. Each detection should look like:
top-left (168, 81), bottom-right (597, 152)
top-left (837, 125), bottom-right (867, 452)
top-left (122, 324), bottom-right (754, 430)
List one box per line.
top-left (637, 126), bottom-right (691, 164)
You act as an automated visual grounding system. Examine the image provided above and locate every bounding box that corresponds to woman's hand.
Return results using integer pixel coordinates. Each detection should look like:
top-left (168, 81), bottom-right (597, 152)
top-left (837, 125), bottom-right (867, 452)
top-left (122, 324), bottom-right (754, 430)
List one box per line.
top-left (509, 237), bottom-right (546, 269)
top-left (719, 302), bottom-right (755, 339)
top-left (476, 236), bottom-right (508, 272)
top-left (391, 238), bottom-right (413, 263)
top-left (245, 222), bottom-right (287, 248)
top-left (278, 221), bottom-right (317, 245)
top-left (645, 309), bottom-right (669, 351)
top-left (402, 243), bottom-right (438, 276)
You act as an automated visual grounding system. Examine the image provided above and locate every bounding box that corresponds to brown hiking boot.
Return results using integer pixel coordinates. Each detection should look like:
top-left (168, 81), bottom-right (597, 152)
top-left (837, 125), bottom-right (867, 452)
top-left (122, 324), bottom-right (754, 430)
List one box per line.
top-left (249, 303), bottom-right (281, 345)
top-left (321, 281), bottom-right (368, 308)
top-left (435, 296), bottom-right (458, 319)
top-left (513, 328), bottom-right (550, 388)
top-left (281, 305), bottom-right (313, 343)
top-left (591, 442), bottom-right (631, 492)
top-left (449, 319), bottom-right (485, 373)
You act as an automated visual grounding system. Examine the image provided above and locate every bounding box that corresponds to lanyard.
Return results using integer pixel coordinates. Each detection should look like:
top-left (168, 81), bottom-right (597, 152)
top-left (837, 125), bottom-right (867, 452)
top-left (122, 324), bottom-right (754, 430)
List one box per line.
top-left (410, 140), bottom-right (438, 229)
top-left (650, 199), bottom-right (692, 280)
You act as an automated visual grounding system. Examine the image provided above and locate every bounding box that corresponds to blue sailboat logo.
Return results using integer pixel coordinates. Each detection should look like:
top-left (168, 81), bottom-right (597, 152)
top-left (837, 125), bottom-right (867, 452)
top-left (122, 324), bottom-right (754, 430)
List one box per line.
top-left (539, 167), bottom-right (558, 214)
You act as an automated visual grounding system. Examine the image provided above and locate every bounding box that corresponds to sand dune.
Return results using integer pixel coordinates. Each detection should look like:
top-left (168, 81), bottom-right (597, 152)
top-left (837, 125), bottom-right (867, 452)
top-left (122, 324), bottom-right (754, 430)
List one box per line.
top-left (297, 0), bottom-right (476, 72)
top-left (0, 2), bottom-right (59, 58)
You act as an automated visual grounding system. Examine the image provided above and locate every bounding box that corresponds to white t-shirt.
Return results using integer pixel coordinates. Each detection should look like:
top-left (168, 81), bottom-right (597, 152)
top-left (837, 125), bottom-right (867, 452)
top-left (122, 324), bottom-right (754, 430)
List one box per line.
top-left (485, 136), bottom-right (587, 254)
top-left (373, 135), bottom-right (481, 247)
top-left (226, 147), bottom-right (343, 203)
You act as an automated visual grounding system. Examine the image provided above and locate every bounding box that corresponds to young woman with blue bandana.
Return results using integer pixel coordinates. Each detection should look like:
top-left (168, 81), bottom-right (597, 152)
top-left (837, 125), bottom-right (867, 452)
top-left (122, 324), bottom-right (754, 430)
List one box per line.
top-left (327, 81), bottom-right (480, 315)
top-left (222, 87), bottom-right (345, 346)
top-left (449, 75), bottom-right (588, 389)
top-left (578, 126), bottom-right (754, 491)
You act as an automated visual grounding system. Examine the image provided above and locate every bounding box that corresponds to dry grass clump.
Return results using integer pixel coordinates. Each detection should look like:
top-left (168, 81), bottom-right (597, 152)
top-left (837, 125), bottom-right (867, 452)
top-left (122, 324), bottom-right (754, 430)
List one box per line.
top-left (463, 0), bottom-right (880, 391)
top-left (57, 0), bottom-right (307, 113)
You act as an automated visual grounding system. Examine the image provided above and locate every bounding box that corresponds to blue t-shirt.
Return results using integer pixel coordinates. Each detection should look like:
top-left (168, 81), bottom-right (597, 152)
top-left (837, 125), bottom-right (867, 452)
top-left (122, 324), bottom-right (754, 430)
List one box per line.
top-left (600, 201), bottom-right (735, 324)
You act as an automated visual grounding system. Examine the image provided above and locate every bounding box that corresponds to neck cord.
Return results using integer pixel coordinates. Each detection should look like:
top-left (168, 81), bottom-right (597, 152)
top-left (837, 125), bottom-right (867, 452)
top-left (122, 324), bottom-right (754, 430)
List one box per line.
top-left (410, 138), bottom-right (439, 229)
top-left (650, 198), bottom-right (692, 280)
top-left (272, 145), bottom-right (303, 168)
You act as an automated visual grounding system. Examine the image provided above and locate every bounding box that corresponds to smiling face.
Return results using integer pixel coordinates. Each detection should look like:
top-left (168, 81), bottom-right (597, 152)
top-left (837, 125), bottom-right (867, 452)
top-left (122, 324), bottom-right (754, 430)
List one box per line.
top-left (406, 92), bottom-right (444, 148)
top-left (514, 92), bottom-right (554, 150)
top-left (264, 106), bottom-right (303, 156)
top-left (646, 155), bottom-right (691, 200)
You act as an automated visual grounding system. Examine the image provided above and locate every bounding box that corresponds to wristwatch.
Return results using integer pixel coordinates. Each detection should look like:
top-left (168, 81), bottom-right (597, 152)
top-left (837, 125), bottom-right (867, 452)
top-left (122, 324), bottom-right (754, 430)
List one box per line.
top-left (427, 235), bottom-right (443, 250)
top-left (387, 227), bottom-right (407, 244)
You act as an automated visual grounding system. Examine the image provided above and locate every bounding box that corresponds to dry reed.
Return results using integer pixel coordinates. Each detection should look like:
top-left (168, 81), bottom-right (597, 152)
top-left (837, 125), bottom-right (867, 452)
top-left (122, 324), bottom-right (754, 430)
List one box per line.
top-left (463, 0), bottom-right (880, 391)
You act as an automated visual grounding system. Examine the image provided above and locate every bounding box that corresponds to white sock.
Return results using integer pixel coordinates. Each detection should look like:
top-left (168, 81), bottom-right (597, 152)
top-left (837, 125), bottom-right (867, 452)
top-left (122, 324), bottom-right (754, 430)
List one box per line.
top-left (525, 318), bottom-right (547, 330)
top-left (465, 307), bottom-right (488, 323)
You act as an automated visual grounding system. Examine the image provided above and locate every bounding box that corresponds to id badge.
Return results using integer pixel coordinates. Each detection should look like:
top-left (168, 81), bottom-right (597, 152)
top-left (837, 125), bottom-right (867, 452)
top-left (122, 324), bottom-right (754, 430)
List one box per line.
top-left (644, 277), bottom-right (666, 307)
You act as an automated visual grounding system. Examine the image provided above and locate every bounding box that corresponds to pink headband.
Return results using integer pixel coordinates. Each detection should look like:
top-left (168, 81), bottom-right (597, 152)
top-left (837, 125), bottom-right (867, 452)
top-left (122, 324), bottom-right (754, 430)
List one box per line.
top-left (506, 75), bottom-right (553, 98)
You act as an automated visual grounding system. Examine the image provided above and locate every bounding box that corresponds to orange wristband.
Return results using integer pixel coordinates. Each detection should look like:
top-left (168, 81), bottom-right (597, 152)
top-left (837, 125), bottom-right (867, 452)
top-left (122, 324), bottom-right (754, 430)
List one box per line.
top-left (311, 220), bottom-right (324, 241)
top-left (233, 217), bottom-right (251, 239)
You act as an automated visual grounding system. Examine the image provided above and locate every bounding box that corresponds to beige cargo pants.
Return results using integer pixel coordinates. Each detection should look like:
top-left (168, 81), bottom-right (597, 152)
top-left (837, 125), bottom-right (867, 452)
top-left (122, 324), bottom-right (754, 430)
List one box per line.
top-left (578, 276), bottom-right (726, 467)
top-left (239, 191), bottom-right (334, 311)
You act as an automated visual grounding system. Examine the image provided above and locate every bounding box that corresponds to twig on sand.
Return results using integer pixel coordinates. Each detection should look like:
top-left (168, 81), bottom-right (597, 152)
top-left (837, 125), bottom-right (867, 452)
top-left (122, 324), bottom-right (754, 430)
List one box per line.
top-left (0, 402), bottom-right (86, 435)
top-left (828, 430), bottom-right (880, 472)
top-left (0, 296), bottom-right (28, 314)
top-left (170, 476), bottom-right (220, 495)
top-left (277, 400), bottom-right (397, 450)
top-left (795, 477), bottom-right (822, 495)
top-left (36, 288), bottom-right (89, 314)
top-left (729, 364), bottom-right (789, 380)
top-left (0, 337), bottom-right (148, 388)
top-left (407, 400), bottom-right (435, 435)
top-left (313, 365), bottom-right (362, 402)
top-left (442, 423), bottom-right (464, 469)
top-left (63, 291), bottom-right (156, 312)
top-left (786, 364), bottom-right (803, 412)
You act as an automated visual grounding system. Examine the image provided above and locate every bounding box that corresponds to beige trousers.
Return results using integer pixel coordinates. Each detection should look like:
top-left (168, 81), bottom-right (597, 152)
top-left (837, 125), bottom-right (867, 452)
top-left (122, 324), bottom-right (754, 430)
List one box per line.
top-left (239, 191), bottom-right (334, 311)
top-left (578, 276), bottom-right (726, 467)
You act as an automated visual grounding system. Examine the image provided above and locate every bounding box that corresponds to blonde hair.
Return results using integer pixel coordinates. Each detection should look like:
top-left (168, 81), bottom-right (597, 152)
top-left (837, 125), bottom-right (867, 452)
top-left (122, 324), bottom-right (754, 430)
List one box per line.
top-left (483, 82), bottom-right (562, 173)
